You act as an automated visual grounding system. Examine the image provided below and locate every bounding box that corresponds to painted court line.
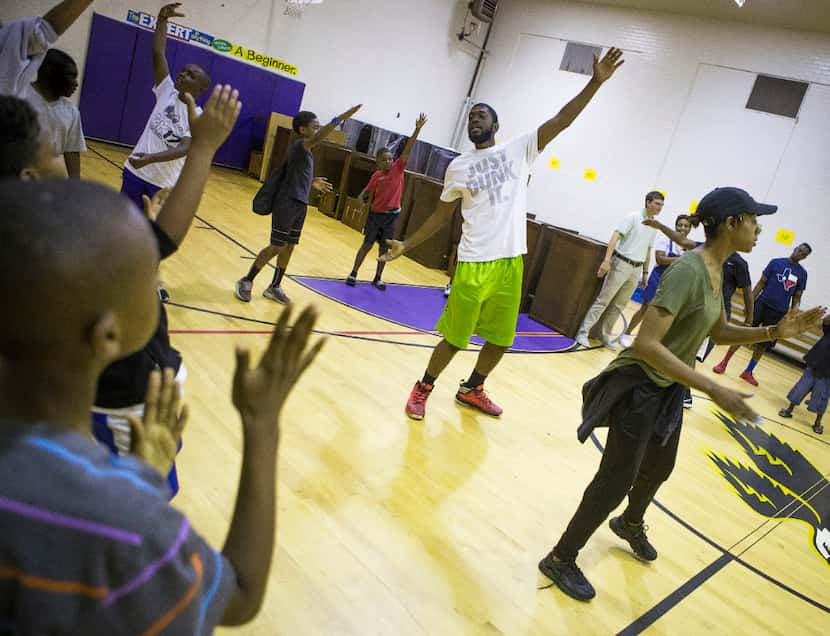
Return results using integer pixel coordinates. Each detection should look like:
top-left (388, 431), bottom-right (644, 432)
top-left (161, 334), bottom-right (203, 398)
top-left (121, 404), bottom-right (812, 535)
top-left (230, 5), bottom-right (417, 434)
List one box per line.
top-left (616, 554), bottom-right (733, 636)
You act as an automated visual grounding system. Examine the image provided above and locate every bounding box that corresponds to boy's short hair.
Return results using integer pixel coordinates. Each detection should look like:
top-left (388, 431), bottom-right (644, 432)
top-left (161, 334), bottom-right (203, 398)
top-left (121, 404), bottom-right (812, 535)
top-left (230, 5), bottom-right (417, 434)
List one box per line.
top-left (674, 214), bottom-right (691, 225)
top-left (375, 147), bottom-right (393, 159)
top-left (0, 96), bottom-right (41, 178)
top-left (645, 190), bottom-right (664, 204)
top-left (292, 111), bottom-right (317, 134)
top-left (37, 48), bottom-right (76, 81)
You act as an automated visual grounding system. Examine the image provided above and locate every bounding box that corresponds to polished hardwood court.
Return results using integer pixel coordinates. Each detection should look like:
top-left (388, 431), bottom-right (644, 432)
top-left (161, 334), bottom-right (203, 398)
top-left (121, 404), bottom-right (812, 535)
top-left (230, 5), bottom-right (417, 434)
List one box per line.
top-left (82, 142), bottom-right (829, 635)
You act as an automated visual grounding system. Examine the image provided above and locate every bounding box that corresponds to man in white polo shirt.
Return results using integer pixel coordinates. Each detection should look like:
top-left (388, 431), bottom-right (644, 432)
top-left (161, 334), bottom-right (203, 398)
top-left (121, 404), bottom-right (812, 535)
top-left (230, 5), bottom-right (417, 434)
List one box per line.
top-left (576, 191), bottom-right (664, 349)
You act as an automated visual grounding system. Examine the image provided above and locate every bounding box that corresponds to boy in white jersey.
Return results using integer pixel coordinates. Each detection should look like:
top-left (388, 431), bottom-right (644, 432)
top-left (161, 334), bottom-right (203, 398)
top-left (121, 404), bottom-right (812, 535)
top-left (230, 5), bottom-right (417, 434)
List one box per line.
top-left (120, 3), bottom-right (211, 210)
top-left (383, 48), bottom-right (625, 420)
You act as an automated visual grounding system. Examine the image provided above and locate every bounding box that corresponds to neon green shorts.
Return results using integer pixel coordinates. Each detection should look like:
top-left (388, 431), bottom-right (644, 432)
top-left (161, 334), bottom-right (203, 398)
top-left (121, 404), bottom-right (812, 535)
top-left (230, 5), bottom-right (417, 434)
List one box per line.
top-left (436, 256), bottom-right (524, 348)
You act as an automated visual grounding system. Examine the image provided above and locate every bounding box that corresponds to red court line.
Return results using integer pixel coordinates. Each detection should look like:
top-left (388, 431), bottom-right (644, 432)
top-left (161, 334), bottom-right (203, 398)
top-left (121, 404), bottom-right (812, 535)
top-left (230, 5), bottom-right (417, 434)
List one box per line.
top-left (168, 329), bottom-right (563, 337)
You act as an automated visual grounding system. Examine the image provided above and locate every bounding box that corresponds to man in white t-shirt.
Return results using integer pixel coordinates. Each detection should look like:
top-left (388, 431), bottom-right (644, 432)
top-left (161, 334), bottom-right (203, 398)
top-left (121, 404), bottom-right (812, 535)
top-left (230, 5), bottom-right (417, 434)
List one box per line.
top-left (0, 0), bottom-right (94, 97)
top-left (382, 48), bottom-right (625, 420)
top-left (574, 192), bottom-right (663, 350)
top-left (120, 3), bottom-right (211, 211)
top-left (24, 49), bottom-right (86, 177)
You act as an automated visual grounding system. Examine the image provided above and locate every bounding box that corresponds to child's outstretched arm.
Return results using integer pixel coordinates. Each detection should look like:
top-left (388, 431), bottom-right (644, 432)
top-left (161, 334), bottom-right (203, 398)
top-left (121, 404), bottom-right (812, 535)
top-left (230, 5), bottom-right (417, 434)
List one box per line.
top-left (303, 103), bottom-right (362, 151)
top-left (400, 113), bottom-right (427, 166)
top-left (220, 305), bottom-right (325, 624)
top-left (152, 3), bottom-right (183, 85)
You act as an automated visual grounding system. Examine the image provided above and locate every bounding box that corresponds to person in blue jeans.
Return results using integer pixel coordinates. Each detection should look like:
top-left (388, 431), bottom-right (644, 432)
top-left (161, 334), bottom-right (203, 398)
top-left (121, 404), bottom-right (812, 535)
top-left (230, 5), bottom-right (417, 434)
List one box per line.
top-left (779, 314), bottom-right (830, 434)
top-left (714, 243), bottom-right (811, 386)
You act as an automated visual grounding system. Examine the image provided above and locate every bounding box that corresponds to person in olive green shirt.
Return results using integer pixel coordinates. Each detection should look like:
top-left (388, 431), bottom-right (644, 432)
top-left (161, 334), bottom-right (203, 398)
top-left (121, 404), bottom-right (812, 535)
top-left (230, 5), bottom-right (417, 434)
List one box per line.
top-left (538, 187), bottom-right (826, 603)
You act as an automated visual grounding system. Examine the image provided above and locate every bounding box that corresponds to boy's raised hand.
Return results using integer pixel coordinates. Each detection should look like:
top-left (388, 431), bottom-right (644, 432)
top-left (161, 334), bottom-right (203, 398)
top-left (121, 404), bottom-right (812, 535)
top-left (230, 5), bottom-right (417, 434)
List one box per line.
top-left (415, 113), bottom-right (427, 130)
top-left (129, 368), bottom-right (188, 477)
top-left (185, 84), bottom-right (242, 152)
top-left (338, 104), bottom-right (363, 122)
top-left (232, 306), bottom-right (325, 445)
top-left (159, 3), bottom-right (185, 20)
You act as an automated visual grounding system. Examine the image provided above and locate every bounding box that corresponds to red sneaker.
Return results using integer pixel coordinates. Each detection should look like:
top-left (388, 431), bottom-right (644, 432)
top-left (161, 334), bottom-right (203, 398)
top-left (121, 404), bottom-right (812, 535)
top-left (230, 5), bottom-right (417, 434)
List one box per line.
top-left (455, 384), bottom-right (503, 417)
top-left (712, 361), bottom-right (727, 374)
top-left (405, 381), bottom-right (433, 420)
top-left (739, 370), bottom-right (759, 387)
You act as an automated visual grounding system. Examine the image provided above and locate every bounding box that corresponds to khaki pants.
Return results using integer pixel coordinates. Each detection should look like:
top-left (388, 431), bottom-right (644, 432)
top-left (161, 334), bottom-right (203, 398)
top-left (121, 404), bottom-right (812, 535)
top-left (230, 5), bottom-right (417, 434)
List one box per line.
top-left (577, 256), bottom-right (640, 342)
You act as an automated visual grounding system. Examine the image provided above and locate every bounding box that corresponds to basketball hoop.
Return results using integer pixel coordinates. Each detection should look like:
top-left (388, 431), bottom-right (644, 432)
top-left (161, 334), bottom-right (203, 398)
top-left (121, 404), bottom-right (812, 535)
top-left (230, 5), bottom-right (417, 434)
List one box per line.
top-left (284, 0), bottom-right (323, 19)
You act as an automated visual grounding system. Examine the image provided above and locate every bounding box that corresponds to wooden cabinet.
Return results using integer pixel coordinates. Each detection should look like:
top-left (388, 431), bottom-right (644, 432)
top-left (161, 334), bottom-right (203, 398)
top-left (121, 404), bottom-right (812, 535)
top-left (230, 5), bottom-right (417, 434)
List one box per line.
top-left (341, 196), bottom-right (369, 232)
top-left (311, 141), bottom-right (351, 218)
top-left (401, 175), bottom-right (460, 270)
top-left (530, 229), bottom-right (607, 337)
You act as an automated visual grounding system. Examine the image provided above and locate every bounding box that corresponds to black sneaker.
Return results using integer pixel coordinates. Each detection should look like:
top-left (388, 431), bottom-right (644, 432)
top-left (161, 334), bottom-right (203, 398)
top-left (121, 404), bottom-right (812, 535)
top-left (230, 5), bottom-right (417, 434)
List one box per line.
top-left (683, 396), bottom-right (693, 409)
top-left (345, 274), bottom-right (357, 287)
top-left (372, 279), bottom-right (387, 291)
top-left (778, 408), bottom-right (793, 419)
top-left (813, 423), bottom-right (824, 435)
top-left (539, 552), bottom-right (595, 601)
top-left (609, 516), bottom-right (657, 561)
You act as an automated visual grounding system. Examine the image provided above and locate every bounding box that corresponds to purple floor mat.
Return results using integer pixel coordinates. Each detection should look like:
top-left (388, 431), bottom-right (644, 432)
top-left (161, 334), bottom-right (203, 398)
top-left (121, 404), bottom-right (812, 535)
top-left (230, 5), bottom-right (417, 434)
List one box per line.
top-left (292, 276), bottom-right (575, 353)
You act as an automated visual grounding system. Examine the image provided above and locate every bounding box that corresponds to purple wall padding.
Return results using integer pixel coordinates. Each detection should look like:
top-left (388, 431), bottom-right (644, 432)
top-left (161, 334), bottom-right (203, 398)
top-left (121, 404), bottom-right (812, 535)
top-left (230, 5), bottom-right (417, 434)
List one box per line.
top-left (80, 13), bottom-right (306, 170)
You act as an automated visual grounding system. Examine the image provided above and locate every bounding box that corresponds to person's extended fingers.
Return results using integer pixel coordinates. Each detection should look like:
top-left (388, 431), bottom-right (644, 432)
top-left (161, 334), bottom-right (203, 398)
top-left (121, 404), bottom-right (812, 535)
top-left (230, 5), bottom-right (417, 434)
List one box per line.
top-left (262, 305), bottom-right (293, 372)
top-left (144, 369), bottom-right (162, 424)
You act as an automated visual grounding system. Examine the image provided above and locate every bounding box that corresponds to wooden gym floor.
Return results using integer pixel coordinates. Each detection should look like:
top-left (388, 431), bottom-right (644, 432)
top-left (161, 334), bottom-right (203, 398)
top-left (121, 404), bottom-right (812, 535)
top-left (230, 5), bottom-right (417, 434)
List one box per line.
top-left (83, 142), bottom-right (828, 635)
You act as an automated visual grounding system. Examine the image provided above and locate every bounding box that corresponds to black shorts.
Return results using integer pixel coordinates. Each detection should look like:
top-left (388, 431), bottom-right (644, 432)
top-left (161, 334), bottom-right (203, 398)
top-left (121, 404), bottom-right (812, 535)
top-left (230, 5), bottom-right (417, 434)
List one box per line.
top-left (753, 301), bottom-right (786, 344)
top-left (270, 198), bottom-right (308, 246)
top-left (363, 212), bottom-right (399, 245)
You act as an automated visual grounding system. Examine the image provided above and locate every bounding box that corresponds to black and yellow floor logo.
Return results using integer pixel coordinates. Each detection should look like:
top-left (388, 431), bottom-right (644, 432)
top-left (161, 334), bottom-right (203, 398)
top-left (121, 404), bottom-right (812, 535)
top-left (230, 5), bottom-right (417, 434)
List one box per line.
top-left (708, 412), bottom-right (830, 567)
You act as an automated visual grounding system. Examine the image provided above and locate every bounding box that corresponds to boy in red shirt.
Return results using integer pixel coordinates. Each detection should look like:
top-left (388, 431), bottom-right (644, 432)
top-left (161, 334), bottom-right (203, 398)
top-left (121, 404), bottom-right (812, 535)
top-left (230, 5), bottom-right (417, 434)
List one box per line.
top-left (346, 113), bottom-right (426, 290)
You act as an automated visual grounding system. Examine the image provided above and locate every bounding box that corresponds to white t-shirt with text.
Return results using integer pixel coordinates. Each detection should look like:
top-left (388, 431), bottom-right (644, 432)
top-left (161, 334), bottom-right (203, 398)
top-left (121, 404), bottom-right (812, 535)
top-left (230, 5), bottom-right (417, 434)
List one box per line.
top-left (124, 75), bottom-right (200, 189)
top-left (440, 132), bottom-right (538, 262)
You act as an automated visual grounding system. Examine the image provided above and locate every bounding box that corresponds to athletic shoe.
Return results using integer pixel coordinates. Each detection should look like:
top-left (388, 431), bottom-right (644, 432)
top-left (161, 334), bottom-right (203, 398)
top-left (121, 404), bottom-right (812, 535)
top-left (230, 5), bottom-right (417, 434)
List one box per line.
top-left (609, 516), bottom-right (657, 561)
top-left (575, 334), bottom-right (591, 348)
top-left (778, 408), bottom-right (793, 419)
top-left (683, 396), bottom-right (693, 409)
top-left (405, 381), bottom-right (433, 420)
top-left (601, 339), bottom-right (618, 351)
top-left (443, 283), bottom-right (452, 297)
top-left (263, 285), bottom-right (290, 304)
top-left (538, 552), bottom-right (595, 602)
top-left (345, 274), bottom-right (357, 287)
top-left (712, 360), bottom-right (727, 374)
top-left (813, 423), bottom-right (824, 435)
top-left (372, 279), bottom-right (387, 291)
top-left (455, 383), bottom-right (503, 417)
top-left (739, 370), bottom-right (759, 387)
top-left (235, 278), bottom-right (252, 302)
top-left (158, 286), bottom-right (170, 302)
top-left (618, 334), bottom-right (634, 348)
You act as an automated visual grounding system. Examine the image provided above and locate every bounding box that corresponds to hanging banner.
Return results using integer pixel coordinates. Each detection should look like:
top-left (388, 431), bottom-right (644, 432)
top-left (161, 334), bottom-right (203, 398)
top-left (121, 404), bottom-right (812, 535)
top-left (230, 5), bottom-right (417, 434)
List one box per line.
top-left (125, 10), bottom-right (299, 76)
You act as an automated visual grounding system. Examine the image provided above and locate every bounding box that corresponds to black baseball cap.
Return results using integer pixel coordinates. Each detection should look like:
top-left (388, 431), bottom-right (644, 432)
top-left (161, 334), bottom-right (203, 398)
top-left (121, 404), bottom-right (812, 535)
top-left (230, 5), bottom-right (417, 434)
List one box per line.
top-left (696, 187), bottom-right (777, 225)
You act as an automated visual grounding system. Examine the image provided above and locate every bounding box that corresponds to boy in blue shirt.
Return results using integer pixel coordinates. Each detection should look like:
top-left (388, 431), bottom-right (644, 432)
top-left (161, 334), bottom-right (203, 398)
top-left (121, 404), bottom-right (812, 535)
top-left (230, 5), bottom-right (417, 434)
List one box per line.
top-left (714, 243), bottom-right (811, 385)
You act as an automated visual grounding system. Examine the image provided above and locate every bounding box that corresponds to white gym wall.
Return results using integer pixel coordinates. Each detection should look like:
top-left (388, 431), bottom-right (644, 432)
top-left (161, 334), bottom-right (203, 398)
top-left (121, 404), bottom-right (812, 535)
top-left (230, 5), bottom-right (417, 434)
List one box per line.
top-left (4, 0), bottom-right (828, 302)
top-left (474, 0), bottom-right (830, 304)
top-left (1, 0), bottom-right (482, 145)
